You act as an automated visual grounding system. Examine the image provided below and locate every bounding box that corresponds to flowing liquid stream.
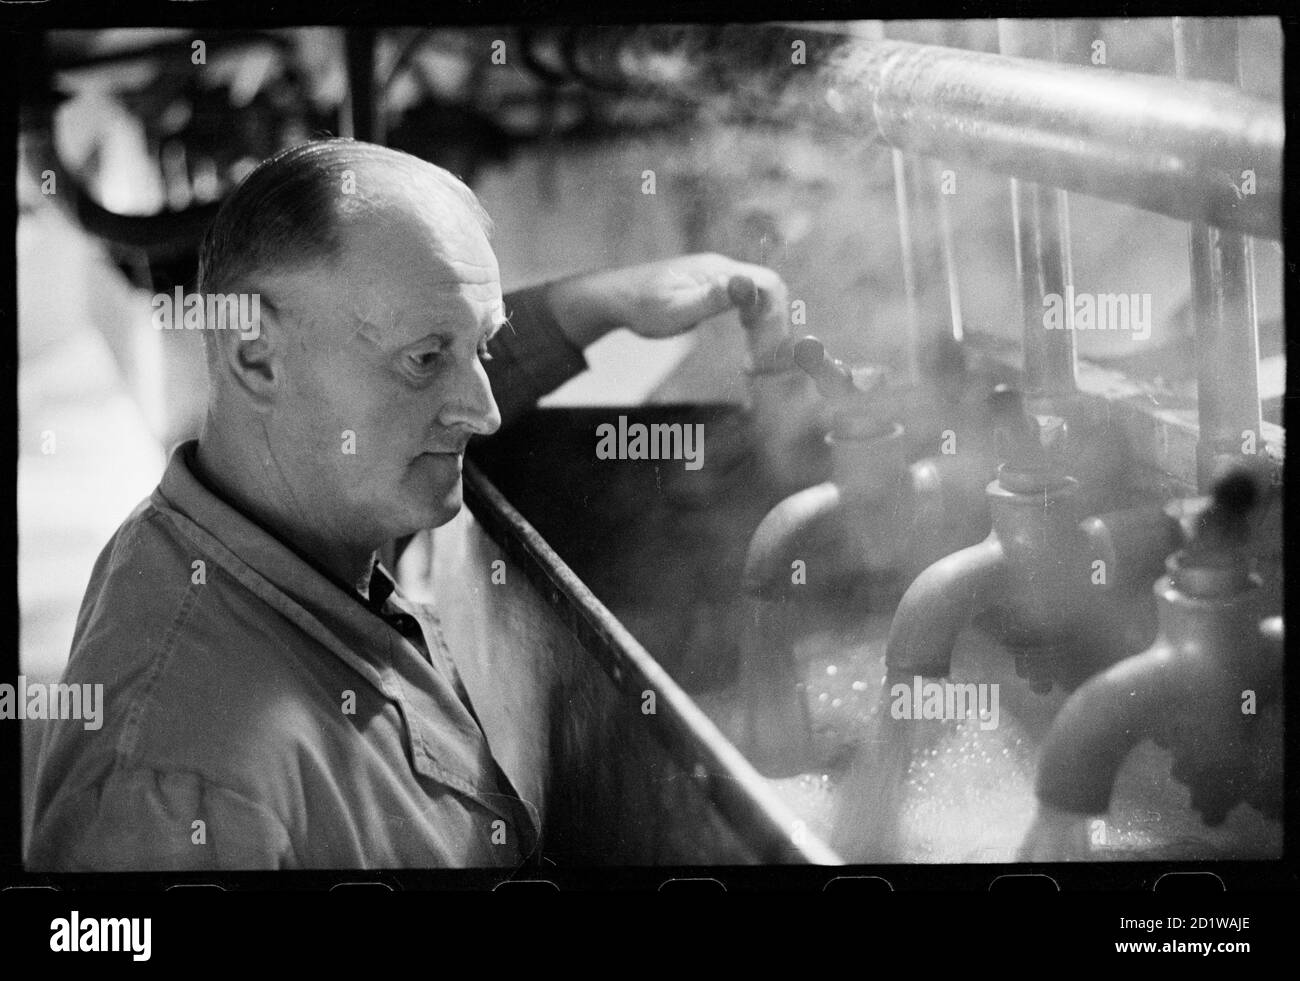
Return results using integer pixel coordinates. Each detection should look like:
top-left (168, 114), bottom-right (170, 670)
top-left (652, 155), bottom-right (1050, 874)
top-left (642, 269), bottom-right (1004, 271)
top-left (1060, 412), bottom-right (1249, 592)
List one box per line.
top-left (827, 697), bottom-right (914, 861)
top-left (1016, 804), bottom-right (1093, 862)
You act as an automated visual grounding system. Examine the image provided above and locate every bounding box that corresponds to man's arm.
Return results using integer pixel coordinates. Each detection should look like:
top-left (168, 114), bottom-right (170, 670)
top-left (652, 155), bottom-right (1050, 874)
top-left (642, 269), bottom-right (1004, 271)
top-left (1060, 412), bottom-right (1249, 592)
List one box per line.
top-left (489, 254), bottom-right (791, 430)
top-left (27, 766), bottom-right (296, 872)
top-left (487, 283), bottom-right (590, 431)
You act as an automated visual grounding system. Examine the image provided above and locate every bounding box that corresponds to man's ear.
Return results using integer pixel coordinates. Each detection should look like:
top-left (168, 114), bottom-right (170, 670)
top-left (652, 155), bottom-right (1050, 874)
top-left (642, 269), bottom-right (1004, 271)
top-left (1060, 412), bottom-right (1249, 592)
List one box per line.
top-left (217, 296), bottom-right (284, 407)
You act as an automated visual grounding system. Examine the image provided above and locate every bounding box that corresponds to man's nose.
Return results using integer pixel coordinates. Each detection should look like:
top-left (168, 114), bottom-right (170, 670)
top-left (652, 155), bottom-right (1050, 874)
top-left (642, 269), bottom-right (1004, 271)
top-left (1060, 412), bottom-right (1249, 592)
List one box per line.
top-left (438, 356), bottom-right (502, 437)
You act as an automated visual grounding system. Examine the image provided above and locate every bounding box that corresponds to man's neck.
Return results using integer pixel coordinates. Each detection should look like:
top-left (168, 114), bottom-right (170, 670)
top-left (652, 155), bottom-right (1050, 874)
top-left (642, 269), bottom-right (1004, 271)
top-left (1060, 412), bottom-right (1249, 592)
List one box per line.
top-left (193, 418), bottom-right (379, 595)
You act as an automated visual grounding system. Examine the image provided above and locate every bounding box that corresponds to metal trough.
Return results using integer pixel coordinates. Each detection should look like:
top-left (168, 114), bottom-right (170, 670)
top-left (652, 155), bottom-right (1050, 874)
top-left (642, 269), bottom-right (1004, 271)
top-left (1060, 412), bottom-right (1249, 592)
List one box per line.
top-left (414, 406), bottom-right (839, 865)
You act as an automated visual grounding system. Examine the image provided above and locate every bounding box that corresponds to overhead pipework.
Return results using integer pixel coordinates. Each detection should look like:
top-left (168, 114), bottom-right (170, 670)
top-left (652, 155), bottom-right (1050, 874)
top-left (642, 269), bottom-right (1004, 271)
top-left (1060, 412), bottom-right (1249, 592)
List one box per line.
top-left (1173, 17), bottom-right (1265, 491)
top-left (565, 25), bottom-right (1282, 238)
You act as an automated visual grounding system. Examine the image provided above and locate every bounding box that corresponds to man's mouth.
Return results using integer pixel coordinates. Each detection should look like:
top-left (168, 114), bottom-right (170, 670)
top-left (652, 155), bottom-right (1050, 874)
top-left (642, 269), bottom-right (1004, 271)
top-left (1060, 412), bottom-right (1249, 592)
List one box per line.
top-left (417, 450), bottom-right (465, 465)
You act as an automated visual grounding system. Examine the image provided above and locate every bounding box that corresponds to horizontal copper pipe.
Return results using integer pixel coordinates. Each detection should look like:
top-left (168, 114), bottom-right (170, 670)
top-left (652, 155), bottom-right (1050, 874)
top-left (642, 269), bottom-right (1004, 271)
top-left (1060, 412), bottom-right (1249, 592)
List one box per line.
top-left (568, 27), bottom-right (1281, 239)
top-left (828, 40), bottom-right (1281, 239)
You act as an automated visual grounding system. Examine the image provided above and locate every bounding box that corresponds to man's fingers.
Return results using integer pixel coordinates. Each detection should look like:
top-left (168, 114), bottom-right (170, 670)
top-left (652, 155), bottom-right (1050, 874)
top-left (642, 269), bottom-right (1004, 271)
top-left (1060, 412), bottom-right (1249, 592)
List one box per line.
top-left (727, 272), bottom-right (784, 336)
top-left (727, 274), bottom-right (760, 311)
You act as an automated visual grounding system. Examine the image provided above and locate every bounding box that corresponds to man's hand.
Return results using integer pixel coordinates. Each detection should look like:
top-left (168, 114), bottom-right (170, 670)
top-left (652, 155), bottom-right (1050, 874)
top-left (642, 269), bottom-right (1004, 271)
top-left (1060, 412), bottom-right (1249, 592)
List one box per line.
top-left (543, 253), bottom-right (789, 352)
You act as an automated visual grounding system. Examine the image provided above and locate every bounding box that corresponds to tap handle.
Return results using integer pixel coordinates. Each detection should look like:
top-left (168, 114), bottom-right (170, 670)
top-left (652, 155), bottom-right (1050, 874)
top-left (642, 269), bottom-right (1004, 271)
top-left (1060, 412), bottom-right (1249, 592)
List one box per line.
top-left (793, 335), bottom-right (862, 400)
top-left (989, 384), bottom-right (1045, 469)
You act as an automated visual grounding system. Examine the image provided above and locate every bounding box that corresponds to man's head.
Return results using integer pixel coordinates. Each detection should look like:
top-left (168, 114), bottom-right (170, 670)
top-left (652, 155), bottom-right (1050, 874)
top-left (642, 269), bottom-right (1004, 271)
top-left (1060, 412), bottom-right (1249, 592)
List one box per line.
top-left (196, 139), bottom-right (504, 552)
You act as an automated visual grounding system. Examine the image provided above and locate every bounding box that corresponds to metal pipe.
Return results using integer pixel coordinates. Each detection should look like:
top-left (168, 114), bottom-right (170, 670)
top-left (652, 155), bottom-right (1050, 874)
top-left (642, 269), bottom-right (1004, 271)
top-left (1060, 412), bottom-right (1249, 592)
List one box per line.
top-left (1038, 549), bottom-right (1270, 822)
top-left (1035, 640), bottom-right (1172, 815)
top-left (934, 162), bottom-right (964, 343)
top-left (884, 386), bottom-right (1168, 687)
top-left (880, 21), bottom-right (959, 386)
top-left (1037, 467), bottom-right (1275, 824)
top-left (892, 152), bottom-right (964, 385)
top-left (885, 532), bottom-right (1008, 676)
top-left (1173, 18), bottom-right (1263, 491)
top-left (552, 25), bottom-right (1285, 238)
top-left (822, 38), bottom-right (1282, 239)
top-left (891, 149), bottom-right (925, 385)
top-left (998, 20), bottom-right (1077, 403)
top-left (343, 28), bottom-right (379, 143)
top-left (742, 481), bottom-right (842, 598)
top-left (553, 27), bottom-right (1282, 237)
top-left (874, 19), bottom-right (925, 384)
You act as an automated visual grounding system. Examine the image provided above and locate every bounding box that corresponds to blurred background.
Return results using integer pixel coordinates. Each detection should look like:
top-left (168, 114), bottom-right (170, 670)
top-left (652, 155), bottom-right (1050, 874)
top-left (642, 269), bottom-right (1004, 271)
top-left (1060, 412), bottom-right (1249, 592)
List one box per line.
top-left (15, 21), bottom-right (1284, 842)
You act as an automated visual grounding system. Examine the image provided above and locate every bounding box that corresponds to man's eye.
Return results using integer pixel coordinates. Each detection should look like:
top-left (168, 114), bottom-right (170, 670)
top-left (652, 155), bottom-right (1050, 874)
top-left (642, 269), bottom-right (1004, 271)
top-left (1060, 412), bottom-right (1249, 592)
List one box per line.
top-left (407, 350), bottom-right (439, 370)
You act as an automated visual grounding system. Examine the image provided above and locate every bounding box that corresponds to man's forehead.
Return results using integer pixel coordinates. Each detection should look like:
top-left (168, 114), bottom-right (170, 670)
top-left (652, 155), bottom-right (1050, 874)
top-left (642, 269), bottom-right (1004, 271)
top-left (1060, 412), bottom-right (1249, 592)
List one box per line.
top-left (339, 266), bottom-right (505, 346)
top-left (256, 253), bottom-right (504, 351)
top-left (294, 196), bottom-right (504, 345)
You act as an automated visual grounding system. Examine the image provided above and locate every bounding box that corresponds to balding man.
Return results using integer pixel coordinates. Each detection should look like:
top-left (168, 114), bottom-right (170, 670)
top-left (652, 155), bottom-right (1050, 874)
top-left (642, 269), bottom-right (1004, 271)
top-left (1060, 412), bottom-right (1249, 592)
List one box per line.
top-left (27, 138), bottom-right (789, 871)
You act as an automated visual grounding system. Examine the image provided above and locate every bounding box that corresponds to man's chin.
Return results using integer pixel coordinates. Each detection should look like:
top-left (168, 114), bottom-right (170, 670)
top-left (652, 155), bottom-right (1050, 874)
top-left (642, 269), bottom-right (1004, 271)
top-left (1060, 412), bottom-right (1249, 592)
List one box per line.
top-left (422, 480), bottom-right (464, 529)
top-left (429, 495), bottom-right (463, 528)
top-left (397, 455), bottom-right (465, 529)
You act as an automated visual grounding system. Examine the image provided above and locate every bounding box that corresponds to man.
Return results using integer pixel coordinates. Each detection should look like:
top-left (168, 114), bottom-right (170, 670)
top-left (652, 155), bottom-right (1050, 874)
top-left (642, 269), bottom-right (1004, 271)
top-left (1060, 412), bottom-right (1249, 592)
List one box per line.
top-left (27, 138), bottom-right (789, 870)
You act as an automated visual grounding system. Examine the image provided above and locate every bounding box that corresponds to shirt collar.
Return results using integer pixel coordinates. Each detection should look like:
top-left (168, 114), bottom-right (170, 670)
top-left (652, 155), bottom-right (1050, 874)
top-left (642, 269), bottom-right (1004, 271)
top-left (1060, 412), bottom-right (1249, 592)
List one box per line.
top-left (153, 441), bottom-right (402, 684)
top-left (363, 558), bottom-right (398, 614)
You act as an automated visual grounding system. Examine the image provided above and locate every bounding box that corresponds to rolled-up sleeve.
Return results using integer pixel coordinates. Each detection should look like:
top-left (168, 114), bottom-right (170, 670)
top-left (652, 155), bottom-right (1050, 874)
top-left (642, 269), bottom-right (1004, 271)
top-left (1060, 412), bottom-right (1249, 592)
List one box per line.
top-left (27, 766), bottom-right (296, 872)
top-left (488, 284), bottom-right (590, 429)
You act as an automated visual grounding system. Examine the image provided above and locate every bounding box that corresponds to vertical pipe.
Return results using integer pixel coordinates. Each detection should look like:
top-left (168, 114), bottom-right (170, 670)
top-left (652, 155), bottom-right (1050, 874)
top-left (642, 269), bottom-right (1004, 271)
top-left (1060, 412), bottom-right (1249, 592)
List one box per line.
top-left (1173, 18), bottom-right (1262, 492)
top-left (344, 28), bottom-right (379, 143)
top-left (935, 167), bottom-right (964, 343)
top-left (876, 20), bottom-right (922, 385)
top-left (1051, 18), bottom-right (1103, 66)
top-left (891, 149), bottom-right (924, 384)
top-left (894, 154), bottom-right (965, 356)
top-left (998, 20), bottom-right (1077, 405)
top-left (885, 21), bottom-right (963, 384)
